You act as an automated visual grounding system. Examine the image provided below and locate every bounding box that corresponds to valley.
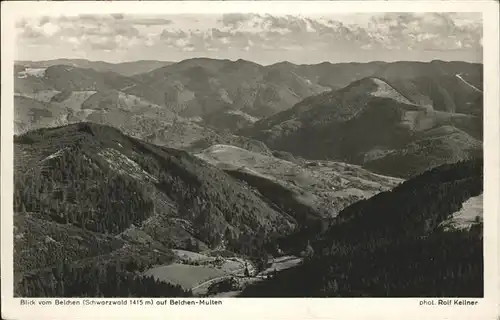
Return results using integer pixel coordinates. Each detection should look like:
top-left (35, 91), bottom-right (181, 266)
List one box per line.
top-left (12, 57), bottom-right (484, 298)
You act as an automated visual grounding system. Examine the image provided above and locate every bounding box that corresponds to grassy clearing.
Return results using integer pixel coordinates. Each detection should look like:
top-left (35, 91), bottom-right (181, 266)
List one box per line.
top-left (143, 249), bottom-right (254, 294)
top-left (440, 193), bottom-right (483, 231)
top-left (144, 263), bottom-right (232, 290)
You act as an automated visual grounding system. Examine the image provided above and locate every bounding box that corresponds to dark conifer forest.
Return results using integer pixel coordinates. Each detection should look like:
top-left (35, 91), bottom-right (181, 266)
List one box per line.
top-left (241, 159), bottom-right (483, 297)
top-left (19, 260), bottom-right (192, 297)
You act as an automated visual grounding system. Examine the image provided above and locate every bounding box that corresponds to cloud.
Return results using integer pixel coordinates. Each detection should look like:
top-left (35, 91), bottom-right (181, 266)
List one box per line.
top-left (365, 13), bottom-right (482, 51)
top-left (122, 15), bottom-right (173, 26)
top-left (219, 13), bottom-right (255, 29)
top-left (15, 13), bottom-right (482, 63)
top-left (160, 29), bottom-right (188, 43)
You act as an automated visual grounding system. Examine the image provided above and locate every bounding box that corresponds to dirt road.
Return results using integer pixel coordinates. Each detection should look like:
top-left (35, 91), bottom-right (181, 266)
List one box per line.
top-left (193, 255), bottom-right (303, 296)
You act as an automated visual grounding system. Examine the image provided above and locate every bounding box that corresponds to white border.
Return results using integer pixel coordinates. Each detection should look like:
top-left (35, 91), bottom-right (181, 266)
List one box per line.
top-left (1, 2), bottom-right (499, 320)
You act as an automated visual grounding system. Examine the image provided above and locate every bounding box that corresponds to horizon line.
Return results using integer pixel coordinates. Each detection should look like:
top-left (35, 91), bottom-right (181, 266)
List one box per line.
top-left (14, 56), bottom-right (484, 67)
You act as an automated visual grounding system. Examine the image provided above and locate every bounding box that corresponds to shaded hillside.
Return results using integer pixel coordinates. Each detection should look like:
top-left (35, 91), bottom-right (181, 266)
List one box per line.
top-left (241, 159), bottom-right (483, 297)
top-left (14, 123), bottom-right (308, 295)
top-left (243, 76), bottom-right (482, 178)
top-left (14, 96), bottom-right (68, 134)
top-left (269, 60), bottom-right (481, 91)
top-left (15, 211), bottom-right (191, 297)
top-left (127, 58), bottom-right (329, 119)
top-left (372, 60), bottom-right (482, 85)
top-left (389, 74), bottom-right (483, 116)
top-left (14, 123), bottom-right (296, 250)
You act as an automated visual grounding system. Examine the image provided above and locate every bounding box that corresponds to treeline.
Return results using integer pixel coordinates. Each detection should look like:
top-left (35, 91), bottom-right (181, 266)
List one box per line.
top-left (241, 227), bottom-right (483, 297)
top-left (14, 145), bottom-right (154, 234)
top-left (18, 260), bottom-right (192, 297)
top-left (126, 139), bottom-right (296, 253)
top-left (326, 158), bottom-right (483, 246)
top-left (15, 123), bottom-right (297, 258)
top-left (241, 159), bottom-right (484, 297)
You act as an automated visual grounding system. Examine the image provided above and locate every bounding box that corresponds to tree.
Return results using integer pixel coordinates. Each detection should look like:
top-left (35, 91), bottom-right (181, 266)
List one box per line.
top-left (303, 240), bottom-right (314, 260)
top-left (244, 262), bottom-right (250, 277)
top-left (224, 228), bottom-right (232, 245)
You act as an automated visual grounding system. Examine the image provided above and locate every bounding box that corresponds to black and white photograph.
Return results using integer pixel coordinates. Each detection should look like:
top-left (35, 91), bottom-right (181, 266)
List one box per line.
top-left (1, 1), bottom-right (499, 319)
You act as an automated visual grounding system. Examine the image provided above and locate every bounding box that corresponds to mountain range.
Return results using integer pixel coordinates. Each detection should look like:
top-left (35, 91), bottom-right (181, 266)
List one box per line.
top-left (243, 72), bottom-right (482, 177)
top-left (14, 58), bottom-right (482, 178)
top-left (12, 57), bottom-right (484, 297)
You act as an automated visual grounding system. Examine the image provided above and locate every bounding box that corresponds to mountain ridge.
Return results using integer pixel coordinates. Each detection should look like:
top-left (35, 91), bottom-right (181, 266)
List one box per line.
top-left (242, 73), bottom-right (482, 178)
top-left (15, 58), bottom-right (482, 136)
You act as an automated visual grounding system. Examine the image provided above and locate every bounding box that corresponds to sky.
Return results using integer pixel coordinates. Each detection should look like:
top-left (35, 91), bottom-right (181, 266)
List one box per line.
top-left (15, 12), bottom-right (483, 65)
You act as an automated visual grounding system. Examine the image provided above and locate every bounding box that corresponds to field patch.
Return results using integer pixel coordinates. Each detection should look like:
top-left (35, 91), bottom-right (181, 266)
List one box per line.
top-left (440, 193), bottom-right (483, 231)
top-left (144, 264), bottom-right (229, 290)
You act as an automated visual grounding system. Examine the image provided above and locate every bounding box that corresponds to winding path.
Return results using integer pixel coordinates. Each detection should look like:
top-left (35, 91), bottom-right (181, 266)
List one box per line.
top-left (190, 255), bottom-right (302, 294)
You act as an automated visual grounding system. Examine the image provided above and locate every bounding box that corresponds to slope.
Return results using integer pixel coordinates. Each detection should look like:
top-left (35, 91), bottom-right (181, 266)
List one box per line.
top-left (243, 77), bottom-right (482, 178)
top-left (15, 122), bottom-right (296, 249)
top-left (13, 66), bottom-right (275, 151)
top-left (388, 74), bottom-right (483, 116)
top-left (14, 123), bottom-right (304, 295)
top-left (241, 159), bottom-right (483, 297)
top-left (195, 144), bottom-right (401, 222)
top-left (126, 58), bottom-right (329, 121)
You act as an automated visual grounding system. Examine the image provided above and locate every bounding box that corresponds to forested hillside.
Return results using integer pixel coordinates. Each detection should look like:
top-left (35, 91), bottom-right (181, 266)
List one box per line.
top-left (241, 159), bottom-right (483, 297)
top-left (18, 258), bottom-right (192, 297)
top-left (243, 76), bottom-right (482, 178)
top-left (13, 123), bottom-right (307, 296)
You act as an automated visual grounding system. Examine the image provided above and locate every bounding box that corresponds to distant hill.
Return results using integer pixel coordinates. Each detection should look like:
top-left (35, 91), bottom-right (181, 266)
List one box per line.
top-left (14, 87), bottom-right (183, 145)
top-left (14, 87), bottom-right (279, 157)
top-left (15, 64), bottom-right (136, 94)
top-left (14, 58), bottom-right (482, 136)
top-left (126, 58), bottom-right (329, 121)
top-left (15, 59), bottom-right (174, 76)
top-left (243, 74), bottom-right (483, 178)
top-left (241, 159), bottom-right (483, 297)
